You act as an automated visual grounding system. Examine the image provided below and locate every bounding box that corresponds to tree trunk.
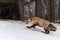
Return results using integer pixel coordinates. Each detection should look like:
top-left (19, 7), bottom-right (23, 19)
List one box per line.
top-left (17, 0), bottom-right (24, 21)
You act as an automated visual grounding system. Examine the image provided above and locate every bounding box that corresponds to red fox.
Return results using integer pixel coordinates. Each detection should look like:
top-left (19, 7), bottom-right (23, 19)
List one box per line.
top-left (26, 17), bottom-right (57, 34)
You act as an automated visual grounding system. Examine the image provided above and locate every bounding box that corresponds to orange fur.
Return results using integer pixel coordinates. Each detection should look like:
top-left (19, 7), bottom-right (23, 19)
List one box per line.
top-left (27, 17), bottom-right (56, 31)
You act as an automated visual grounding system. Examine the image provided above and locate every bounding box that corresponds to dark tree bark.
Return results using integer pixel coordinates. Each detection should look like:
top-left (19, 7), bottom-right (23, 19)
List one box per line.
top-left (58, 0), bottom-right (60, 22)
top-left (47, 0), bottom-right (51, 22)
top-left (17, 0), bottom-right (24, 21)
top-left (35, 0), bottom-right (42, 18)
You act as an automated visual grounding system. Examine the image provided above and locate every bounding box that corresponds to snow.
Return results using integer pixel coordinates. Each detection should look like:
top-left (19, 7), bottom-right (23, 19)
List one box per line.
top-left (0, 20), bottom-right (60, 40)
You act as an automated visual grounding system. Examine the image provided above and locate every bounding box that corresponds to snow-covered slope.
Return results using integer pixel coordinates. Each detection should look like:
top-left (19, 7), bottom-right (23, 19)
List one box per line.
top-left (0, 20), bottom-right (60, 40)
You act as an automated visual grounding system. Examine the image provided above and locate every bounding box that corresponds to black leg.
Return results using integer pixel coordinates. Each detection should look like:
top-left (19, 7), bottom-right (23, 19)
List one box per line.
top-left (45, 29), bottom-right (50, 34)
top-left (26, 26), bottom-right (33, 28)
top-left (26, 24), bottom-right (38, 29)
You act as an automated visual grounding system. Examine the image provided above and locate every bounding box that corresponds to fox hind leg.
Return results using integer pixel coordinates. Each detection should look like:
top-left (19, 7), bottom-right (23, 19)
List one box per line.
top-left (44, 29), bottom-right (50, 34)
top-left (44, 27), bottom-right (50, 34)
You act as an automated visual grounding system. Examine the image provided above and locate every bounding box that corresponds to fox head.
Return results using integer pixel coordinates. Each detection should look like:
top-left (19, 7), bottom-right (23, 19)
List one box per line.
top-left (48, 24), bottom-right (57, 31)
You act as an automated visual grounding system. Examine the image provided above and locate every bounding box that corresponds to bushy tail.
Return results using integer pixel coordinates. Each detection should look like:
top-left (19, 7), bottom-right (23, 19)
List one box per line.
top-left (48, 24), bottom-right (57, 31)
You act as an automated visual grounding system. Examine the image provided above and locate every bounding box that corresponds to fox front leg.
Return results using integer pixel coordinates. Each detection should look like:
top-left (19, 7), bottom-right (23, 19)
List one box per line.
top-left (26, 24), bottom-right (38, 29)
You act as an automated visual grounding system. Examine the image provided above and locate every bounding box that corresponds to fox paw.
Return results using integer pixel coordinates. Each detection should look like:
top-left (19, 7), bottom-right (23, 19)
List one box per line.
top-left (45, 30), bottom-right (50, 34)
top-left (26, 26), bottom-right (31, 28)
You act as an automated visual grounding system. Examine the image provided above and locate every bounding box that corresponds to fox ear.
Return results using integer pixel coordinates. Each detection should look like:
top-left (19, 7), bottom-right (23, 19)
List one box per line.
top-left (28, 17), bottom-right (32, 20)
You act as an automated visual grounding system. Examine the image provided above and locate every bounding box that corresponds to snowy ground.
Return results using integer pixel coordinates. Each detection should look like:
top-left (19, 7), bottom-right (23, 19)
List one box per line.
top-left (0, 20), bottom-right (60, 40)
